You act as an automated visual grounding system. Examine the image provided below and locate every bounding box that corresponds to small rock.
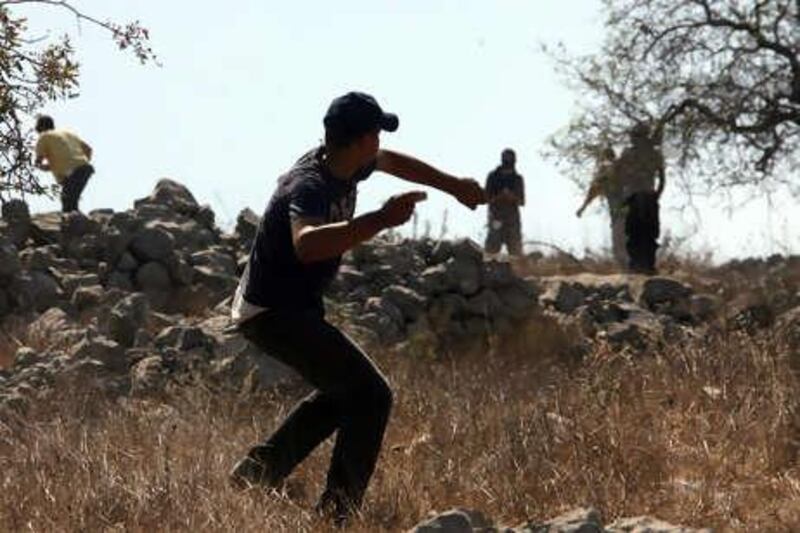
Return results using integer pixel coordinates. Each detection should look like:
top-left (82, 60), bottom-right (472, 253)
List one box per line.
top-left (155, 325), bottom-right (214, 352)
top-left (607, 515), bottom-right (712, 533)
top-left (411, 508), bottom-right (493, 533)
top-left (130, 355), bottom-right (168, 395)
top-left (72, 285), bottom-right (105, 311)
top-left (690, 294), bottom-right (719, 321)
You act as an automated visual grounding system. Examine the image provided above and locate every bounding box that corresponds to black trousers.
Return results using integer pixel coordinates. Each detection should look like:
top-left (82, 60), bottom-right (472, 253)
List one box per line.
top-left (60, 164), bottom-right (94, 212)
top-left (238, 308), bottom-right (393, 514)
top-left (624, 191), bottom-right (660, 273)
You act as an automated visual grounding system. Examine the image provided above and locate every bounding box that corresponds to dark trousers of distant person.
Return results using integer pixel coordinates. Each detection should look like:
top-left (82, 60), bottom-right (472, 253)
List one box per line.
top-left (237, 307), bottom-right (393, 517)
top-left (485, 213), bottom-right (523, 256)
top-left (624, 191), bottom-right (660, 274)
top-left (60, 164), bottom-right (94, 213)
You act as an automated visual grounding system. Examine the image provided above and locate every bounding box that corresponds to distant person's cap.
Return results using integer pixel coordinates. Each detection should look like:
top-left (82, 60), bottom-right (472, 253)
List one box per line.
top-left (323, 92), bottom-right (399, 138)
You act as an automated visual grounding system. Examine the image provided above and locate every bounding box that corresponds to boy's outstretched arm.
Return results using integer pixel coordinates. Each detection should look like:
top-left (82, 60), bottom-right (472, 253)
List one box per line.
top-left (292, 191), bottom-right (427, 264)
top-left (376, 149), bottom-right (485, 209)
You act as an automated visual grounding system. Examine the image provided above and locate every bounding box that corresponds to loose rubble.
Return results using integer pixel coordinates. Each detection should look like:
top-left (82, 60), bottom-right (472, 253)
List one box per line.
top-left (3, 178), bottom-right (799, 533)
top-left (409, 507), bottom-right (711, 532)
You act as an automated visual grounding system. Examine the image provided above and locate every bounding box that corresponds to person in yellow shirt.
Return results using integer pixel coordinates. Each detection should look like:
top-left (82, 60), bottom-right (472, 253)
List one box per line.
top-left (34, 115), bottom-right (94, 212)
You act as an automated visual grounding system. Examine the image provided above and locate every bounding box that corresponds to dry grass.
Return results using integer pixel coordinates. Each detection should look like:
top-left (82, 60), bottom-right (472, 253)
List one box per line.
top-left (0, 317), bottom-right (26, 368)
top-left (2, 314), bottom-right (800, 532)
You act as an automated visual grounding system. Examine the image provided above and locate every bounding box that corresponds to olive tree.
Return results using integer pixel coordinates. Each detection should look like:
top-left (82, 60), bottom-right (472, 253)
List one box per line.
top-left (547, 0), bottom-right (799, 196)
top-left (0, 0), bottom-right (155, 200)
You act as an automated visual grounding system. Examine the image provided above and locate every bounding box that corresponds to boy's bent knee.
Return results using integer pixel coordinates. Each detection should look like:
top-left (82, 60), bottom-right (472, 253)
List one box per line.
top-left (350, 374), bottom-right (393, 414)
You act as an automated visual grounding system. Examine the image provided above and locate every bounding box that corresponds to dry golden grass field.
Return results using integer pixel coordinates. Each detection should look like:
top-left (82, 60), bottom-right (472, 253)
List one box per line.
top-left (3, 305), bottom-right (800, 531)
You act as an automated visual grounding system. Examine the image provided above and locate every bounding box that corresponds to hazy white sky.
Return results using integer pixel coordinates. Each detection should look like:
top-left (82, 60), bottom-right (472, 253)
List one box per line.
top-left (17, 1), bottom-right (800, 262)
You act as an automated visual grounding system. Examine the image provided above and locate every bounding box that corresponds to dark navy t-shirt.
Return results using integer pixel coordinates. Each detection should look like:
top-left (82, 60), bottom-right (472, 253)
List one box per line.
top-left (241, 147), bottom-right (375, 311)
top-left (486, 167), bottom-right (524, 220)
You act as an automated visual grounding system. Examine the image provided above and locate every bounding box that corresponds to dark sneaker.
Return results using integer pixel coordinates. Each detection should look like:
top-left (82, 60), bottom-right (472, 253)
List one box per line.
top-left (315, 490), bottom-right (355, 528)
top-left (229, 456), bottom-right (278, 491)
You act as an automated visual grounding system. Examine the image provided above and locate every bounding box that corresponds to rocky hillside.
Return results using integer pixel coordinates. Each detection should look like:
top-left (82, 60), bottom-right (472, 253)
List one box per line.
top-left (2, 179), bottom-right (800, 531)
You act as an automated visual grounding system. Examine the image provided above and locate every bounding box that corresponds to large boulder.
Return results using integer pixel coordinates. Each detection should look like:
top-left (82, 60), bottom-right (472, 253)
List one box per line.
top-left (419, 256), bottom-right (482, 297)
top-left (483, 259), bottom-right (517, 288)
top-left (428, 293), bottom-right (468, 330)
top-left (116, 252), bottom-right (139, 272)
top-left (107, 270), bottom-right (135, 292)
top-left (103, 227), bottom-right (136, 265)
top-left (194, 204), bottom-right (215, 230)
top-left (189, 249), bottom-right (237, 275)
top-left (0, 238), bottom-right (21, 279)
top-left (135, 261), bottom-right (172, 291)
top-left (7, 271), bottom-right (62, 312)
top-left (60, 211), bottom-right (101, 242)
top-left (147, 219), bottom-right (216, 252)
top-left (18, 246), bottom-right (57, 272)
top-left (464, 288), bottom-right (505, 319)
top-left (235, 208), bottom-right (260, 246)
top-left (356, 306), bottom-right (405, 344)
top-left (29, 212), bottom-right (62, 245)
top-left (0, 289), bottom-right (10, 317)
top-left (107, 211), bottom-right (141, 234)
top-left (383, 285), bottom-right (427, 322)
top-left (155, 325), bottom-right (214, 352)
top-left (107, 293), bottom-right (150, 347)
top-left (199, 315), bottom-right (296, 390)
top-left (540, 281), bottom-right (586, 314)
top-left (70, 336), bottom-right (128, 374)
top-left (192, 265), bottom-right (237, 295)
top-left (636, 277), bottom-right (694, 321)
top-left (134, 178), bottom-right (200, 216)
top-left (496, 283), bottom-right (536, 319)
top-left (166, 255), bottom-right (195, 286)
top-left (517, 507), bottom-right (604, 533)
top-left (1, 199), bottom-right (31, 246)
top-left (129, 227), bottom-right (175, 263)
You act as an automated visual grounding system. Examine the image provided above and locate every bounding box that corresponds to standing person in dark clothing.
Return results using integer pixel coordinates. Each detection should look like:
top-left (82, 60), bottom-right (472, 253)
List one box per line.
top-left (614, 123), bottom-right (665, 273)
top-left (625, 187), bottom-right (662, 273)
top-left (484, 148), bottom-right (525, 256)
top-left (228, 92), bottom-right (485, 521)
top-left (33, 115), bottom-right (95, 213)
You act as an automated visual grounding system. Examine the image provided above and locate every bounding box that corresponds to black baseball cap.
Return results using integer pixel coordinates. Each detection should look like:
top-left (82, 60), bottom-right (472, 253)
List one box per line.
top-left (323, 92), bottom-right (399, 139)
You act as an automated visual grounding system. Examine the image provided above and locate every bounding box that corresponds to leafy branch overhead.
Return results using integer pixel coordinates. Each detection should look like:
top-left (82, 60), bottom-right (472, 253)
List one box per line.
top-left (547, 0), bottom-right (799, 194)
top-left (0, 0), bottom-right (155, 199)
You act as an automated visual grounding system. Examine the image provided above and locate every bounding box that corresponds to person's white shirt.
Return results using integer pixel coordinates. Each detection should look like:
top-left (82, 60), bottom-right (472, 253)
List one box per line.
top-left (230, 270), bottom-right (267, 324)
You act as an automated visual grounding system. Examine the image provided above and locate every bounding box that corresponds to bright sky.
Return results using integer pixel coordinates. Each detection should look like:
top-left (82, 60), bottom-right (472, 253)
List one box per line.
top-left (17, 1), bottom-right (800, 262)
